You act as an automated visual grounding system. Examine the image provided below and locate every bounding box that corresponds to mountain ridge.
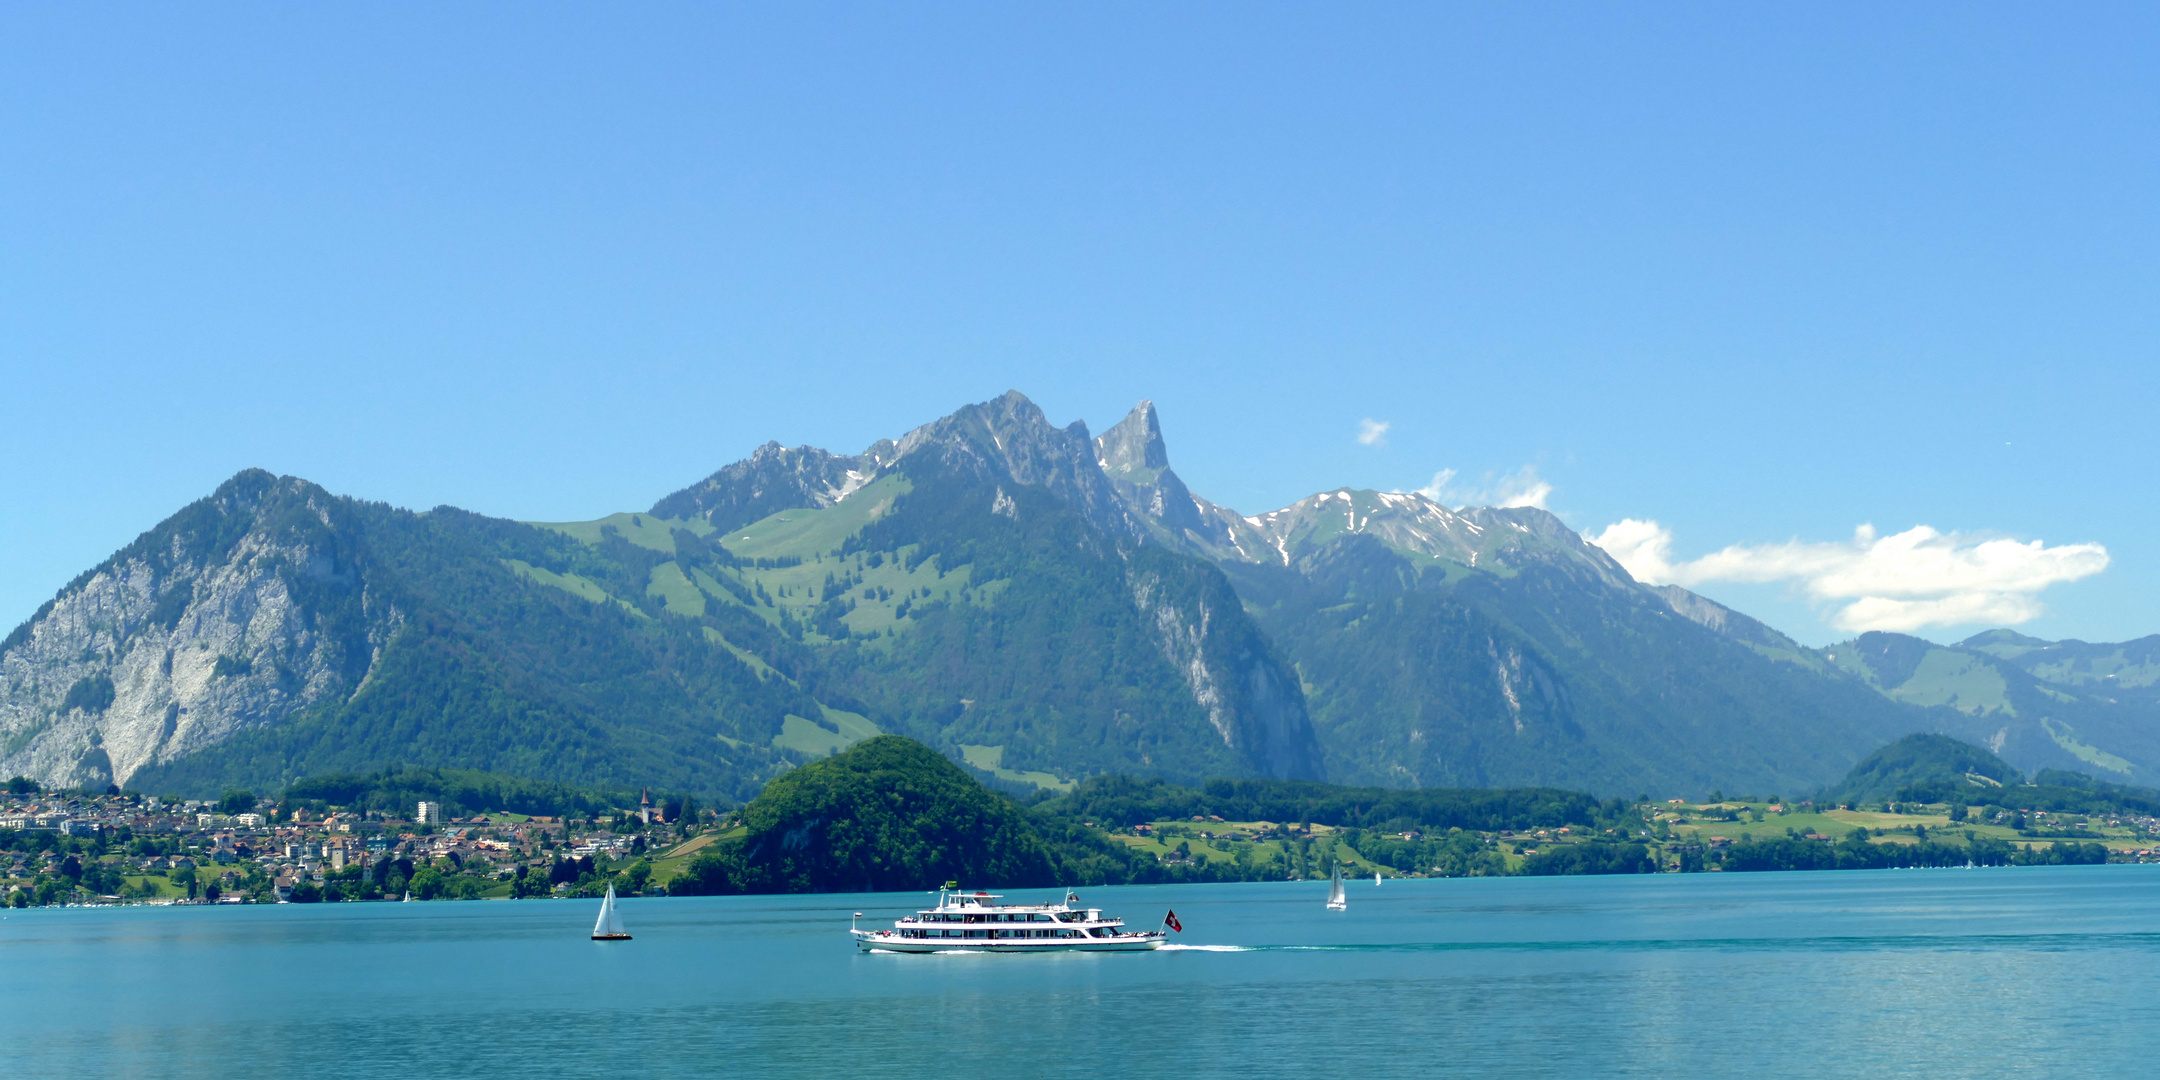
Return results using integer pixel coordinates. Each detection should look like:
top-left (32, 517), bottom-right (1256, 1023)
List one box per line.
top-left (4, 391), bottom-right (2148, 801)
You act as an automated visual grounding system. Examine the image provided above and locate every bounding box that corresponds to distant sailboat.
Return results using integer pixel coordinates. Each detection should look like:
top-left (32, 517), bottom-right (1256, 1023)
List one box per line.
top-left (592, 884), bottom-right (632, 941)
top-left (1374, 872), bottom-right (1382, 886)
top-left (1326, 862), bottom-right (1347, 911)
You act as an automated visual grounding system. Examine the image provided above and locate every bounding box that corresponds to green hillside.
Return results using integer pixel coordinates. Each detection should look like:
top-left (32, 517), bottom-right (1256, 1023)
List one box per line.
top-left (669, 735), bottom-right (1061, 894)
top-left (1823, 733), bottom-right (2023, 804)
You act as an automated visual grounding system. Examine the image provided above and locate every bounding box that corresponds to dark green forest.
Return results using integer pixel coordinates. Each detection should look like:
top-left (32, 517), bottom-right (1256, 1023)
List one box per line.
top-left (1718, 834), bottom-right (2109, 872)
top-left (1043, 774), bottom-right (1610, 832)
top-left (671, 736), bottom-right (1062, 894)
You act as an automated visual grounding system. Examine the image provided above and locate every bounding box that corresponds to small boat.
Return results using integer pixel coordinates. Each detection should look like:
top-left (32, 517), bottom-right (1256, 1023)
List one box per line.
top-left (1326, 862), bottom-right (1347, 911)
top-left (852, 886), bottom-right (1163, 953)
top-left (401, 890), bottom-right (411, 903)
top-left (1374, 872), bottom-right (1382, 886)
top-left (592, 884), bottom-right (632, 941)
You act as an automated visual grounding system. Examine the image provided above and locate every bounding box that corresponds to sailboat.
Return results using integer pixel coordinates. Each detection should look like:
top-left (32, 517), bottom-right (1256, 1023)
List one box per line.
top-left (1374, 872), bottom-right (1382, 886)
top-left (1325, 862), bottom-right (1347, 911)
top-left (592, 884), bottom-right (632, 941)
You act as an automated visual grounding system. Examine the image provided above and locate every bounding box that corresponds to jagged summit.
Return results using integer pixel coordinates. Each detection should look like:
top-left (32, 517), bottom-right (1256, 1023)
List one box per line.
top-left (890, 391), bottom-right (1137, 538)
top-left (652, 390), bottom-right (1140, 540)
top-left (649, 442), bottom-right (877, 534)
top-left (654, 393), bottom-right (1635, 586)
top-left (1095, 399), bottom-right (1170, 483)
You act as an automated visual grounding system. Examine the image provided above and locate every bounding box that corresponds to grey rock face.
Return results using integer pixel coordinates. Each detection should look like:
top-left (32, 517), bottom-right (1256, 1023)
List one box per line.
top-left (1095, 399), bottom-right (1170, 482)
top-left (1094, 401), bottom-right (1271, 557)
top-left (656, 391), bottom-right (1146, 539)
top-left (895, 390), bottom-right (1140, 539)
top-left (1650, 584), bottom-right (1802, 652)
top-left (1126, 565), bottom-right (1325, 781)
top-left (0, 472), bottom-right (396, 789)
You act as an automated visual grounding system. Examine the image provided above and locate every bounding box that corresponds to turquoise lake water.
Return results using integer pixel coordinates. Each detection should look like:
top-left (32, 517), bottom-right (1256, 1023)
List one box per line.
top-left (6, 865), bottom-right (2158, 1079)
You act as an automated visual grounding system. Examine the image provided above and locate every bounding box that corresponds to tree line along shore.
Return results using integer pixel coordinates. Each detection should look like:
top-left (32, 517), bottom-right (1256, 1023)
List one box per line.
top-left (4, 734), bottom-right (2150, 908)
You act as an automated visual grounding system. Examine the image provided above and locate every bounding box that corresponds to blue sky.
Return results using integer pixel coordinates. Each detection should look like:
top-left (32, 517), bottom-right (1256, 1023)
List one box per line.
top-left (3, 4), bottom-right (2155, 646)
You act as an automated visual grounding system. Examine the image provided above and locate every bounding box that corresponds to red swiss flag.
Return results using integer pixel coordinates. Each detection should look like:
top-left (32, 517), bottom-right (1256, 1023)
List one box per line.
top-left (1164, 909), bottom-right (1182, 933)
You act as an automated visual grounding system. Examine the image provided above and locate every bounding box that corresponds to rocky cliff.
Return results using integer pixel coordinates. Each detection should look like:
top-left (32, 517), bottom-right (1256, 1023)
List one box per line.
top-left (0, 472), bottom-right (397, 789)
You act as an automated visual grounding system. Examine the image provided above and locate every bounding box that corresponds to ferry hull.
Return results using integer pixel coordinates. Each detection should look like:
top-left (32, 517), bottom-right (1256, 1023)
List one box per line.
top-left (853, 931), bottom-right (1162, 954)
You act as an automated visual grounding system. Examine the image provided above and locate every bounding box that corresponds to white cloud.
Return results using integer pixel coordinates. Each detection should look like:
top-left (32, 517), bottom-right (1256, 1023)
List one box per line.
top-left (1412, 465), bottom-right (1551, 510)
top-left (1489, 467), bottom-right (1553, 510)
top-left (1357, 418), bottom-right (1390, 446)
top-left (1589, 519), bottom-right (2110, 633)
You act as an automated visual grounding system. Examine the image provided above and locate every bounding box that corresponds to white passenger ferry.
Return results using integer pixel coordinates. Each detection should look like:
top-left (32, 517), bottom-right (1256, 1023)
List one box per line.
top-left (851, 886), bottom-right (1166, 953)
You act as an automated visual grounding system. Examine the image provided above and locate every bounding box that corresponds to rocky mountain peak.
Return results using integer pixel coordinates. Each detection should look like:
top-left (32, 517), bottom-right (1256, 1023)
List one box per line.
top-left (1095, 399), bottom-right (1170, 482)
top-left (0, 470), bottom-right (397, 789)
top-left (887, 390), bottom-right (1139, 537)
top-left (648, 441), bottom-right (873, 534)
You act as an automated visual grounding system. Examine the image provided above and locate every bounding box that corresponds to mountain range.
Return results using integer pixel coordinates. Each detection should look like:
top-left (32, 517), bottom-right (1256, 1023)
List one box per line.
top-left (3, 390), bottom-right (2153, 801)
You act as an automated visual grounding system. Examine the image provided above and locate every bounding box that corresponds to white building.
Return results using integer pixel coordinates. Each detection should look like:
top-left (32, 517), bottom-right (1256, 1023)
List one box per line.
top-left (416, 801), bottom-right (442, 824)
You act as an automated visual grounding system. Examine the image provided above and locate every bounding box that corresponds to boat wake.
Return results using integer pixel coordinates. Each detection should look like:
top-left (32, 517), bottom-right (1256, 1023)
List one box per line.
top-left (1158, 944), bottom-right (1252, 952)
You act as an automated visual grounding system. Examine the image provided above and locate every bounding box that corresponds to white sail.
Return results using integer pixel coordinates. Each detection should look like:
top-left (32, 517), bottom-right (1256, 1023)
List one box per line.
top-left (593, 884), bottom-right (629, 938)
top-left (1374, 873), bottom-right (1381, 886)
top-left (1326, 862), bottom-right (1347, 910)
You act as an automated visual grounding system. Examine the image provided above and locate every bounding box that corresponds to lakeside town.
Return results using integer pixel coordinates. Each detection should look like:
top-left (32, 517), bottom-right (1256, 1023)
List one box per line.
top-left (0, 781), bottom-right (713, 907)
top-left (8, 769), bottom-right (2159, 909)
